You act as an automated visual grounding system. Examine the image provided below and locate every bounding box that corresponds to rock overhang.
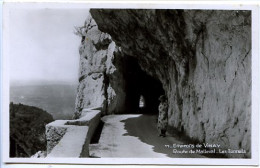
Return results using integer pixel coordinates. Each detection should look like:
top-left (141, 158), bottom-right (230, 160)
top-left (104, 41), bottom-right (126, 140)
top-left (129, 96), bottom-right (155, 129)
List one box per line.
top-left (75, 9), bottom-right (251, 158)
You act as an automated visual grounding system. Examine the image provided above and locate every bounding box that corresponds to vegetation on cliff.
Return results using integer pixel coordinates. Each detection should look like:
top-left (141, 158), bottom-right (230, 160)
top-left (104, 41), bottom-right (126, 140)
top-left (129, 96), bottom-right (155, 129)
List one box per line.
top-left (10, 103), bottom-right (54, 157)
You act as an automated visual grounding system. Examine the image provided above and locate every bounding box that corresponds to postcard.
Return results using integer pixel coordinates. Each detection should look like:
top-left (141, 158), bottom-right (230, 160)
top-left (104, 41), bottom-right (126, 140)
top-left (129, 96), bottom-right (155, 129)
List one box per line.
top-left (2, 2), bottom-right (259, 165)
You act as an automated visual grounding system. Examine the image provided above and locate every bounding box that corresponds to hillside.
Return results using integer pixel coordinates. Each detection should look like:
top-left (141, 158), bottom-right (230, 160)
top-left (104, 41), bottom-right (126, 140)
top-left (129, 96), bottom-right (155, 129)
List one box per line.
top-left (10, 103), bottom-right (54, 157)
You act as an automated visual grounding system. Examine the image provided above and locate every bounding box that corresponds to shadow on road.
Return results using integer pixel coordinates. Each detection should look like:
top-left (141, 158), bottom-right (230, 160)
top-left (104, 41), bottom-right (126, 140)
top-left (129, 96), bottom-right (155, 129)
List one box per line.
top-left (121, 114), bottom-right (229, 158)
top-left (121, 114), bottom-right (184, 158)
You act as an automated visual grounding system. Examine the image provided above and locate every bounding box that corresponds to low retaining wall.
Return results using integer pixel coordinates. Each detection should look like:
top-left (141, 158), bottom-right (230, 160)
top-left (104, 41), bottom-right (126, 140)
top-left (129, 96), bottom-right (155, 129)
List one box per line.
top-left (45, 107), bottom-right (101, 157)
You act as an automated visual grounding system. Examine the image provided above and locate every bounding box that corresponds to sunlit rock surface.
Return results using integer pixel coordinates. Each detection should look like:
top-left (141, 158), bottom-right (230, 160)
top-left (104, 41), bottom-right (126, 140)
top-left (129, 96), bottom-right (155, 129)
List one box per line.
top-left (75, 10), bottom-right (251, 158)
top-left (74, 15), bottom-right (126, 119)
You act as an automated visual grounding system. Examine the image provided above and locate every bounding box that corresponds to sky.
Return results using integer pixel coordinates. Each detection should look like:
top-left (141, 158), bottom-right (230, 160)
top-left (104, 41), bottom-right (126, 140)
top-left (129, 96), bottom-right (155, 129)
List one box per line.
top-left (8, 8), bottom-right (89, 85)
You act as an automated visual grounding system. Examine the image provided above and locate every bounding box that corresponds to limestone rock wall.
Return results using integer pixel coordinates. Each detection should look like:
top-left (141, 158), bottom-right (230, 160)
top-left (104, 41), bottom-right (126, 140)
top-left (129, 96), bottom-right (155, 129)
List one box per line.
top-left (73, 15), bottom-right (126, 119)
top-left (88, 9), bottom-right (251, 158)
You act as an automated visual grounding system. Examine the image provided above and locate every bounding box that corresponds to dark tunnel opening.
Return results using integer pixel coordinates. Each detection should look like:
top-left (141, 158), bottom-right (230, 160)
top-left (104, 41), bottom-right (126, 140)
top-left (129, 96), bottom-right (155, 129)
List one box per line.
top-left (124, 56), bottom-right (165, 114)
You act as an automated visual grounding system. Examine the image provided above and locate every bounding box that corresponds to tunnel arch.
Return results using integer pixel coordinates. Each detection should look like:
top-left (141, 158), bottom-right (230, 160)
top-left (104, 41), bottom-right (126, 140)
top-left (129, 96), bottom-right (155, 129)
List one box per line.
top-left (123, 56), bottom-right (165, 114)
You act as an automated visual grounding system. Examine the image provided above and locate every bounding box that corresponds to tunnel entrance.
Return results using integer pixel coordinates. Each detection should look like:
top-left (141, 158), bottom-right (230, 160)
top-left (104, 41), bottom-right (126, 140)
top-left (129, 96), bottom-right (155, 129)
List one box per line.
top-left (124, 56), bottom-right (164, 114)
top-left (139, 95), bottom-right (145, 108)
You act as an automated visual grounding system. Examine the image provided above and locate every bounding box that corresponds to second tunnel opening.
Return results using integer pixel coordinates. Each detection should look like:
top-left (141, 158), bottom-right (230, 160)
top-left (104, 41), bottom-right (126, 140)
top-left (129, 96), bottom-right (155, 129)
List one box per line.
top-left (123, 56), bottom-right (165, 115)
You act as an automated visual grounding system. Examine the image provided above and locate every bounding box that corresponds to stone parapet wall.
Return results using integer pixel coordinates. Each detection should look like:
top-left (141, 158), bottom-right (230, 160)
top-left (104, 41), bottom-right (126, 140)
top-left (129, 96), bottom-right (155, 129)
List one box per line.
top-left (46, 107), bottom-right (101, 157)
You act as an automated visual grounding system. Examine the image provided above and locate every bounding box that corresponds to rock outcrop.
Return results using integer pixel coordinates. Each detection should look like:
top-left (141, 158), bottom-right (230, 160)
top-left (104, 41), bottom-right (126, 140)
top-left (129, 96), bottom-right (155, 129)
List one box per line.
top-left (73, 16), bottom-right (126, 119)
top-left (75, 10), bottom-right (251, 158)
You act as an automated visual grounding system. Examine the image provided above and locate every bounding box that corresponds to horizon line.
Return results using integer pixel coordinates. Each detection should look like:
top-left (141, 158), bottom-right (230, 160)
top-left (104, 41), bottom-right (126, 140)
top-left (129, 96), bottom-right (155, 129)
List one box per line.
top-left (10, 80), bottom-right (79, 86)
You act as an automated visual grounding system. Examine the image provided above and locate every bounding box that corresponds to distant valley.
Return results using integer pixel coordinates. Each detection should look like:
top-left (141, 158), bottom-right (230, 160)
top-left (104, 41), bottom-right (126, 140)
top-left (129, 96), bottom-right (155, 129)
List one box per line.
top-left (10, 84), bottom-right (78, 120)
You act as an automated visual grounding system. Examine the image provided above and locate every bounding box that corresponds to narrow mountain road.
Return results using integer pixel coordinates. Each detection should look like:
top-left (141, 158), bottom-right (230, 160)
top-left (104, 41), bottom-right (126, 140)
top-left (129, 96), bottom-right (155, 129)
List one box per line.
top-left (89, 114), bottom-right (206, 158)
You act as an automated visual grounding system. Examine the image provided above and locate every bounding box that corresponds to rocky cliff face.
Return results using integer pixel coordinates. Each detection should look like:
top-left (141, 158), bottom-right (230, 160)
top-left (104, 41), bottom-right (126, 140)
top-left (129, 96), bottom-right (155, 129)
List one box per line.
top-left (75, 10), bottom-right (251, 158)
top-left (73, 15), bottom-right (127, 119)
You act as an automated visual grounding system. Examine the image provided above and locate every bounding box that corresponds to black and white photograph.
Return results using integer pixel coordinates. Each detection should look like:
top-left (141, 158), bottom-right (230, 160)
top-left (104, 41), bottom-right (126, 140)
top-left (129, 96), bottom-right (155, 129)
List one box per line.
top-left (2, 2), bottom-right (259, 165)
